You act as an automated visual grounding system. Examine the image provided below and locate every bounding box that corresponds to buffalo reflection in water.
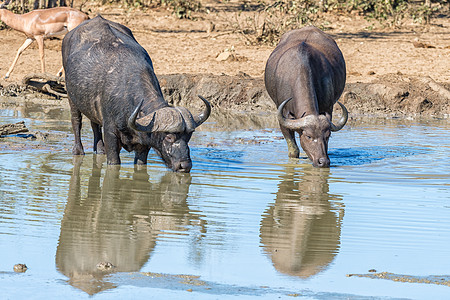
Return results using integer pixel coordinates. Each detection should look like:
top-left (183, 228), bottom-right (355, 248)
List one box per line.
top-left (56, 156), bottom-right (200, 295)
top-left (260, 166), bottom-right (344, 278)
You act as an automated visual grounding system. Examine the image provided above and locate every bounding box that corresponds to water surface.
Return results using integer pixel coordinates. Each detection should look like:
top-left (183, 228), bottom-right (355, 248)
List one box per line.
top-left (0, 102), bottom-right (449, 299)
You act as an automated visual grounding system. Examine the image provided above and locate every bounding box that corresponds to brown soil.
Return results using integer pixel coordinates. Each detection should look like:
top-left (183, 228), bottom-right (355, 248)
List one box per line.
top-left (0, 1), bottom-right (449, 118)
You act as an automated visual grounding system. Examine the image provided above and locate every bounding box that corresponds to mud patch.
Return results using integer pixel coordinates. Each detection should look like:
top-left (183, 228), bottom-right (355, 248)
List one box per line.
top-left (158, 73), bottom-right (273, 111)
top-left (106, 271), bottom-right (386, 298)
top-left (344, 74), bottom-right (450, 117)
top-left (347, 272), bottom-right (450, 287)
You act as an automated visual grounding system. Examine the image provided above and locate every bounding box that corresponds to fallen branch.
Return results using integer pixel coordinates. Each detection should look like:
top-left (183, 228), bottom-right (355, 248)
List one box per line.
top-left (0, 121), bottom-right (29, 136)
top-left (22, 73), bottom-right (67, 98)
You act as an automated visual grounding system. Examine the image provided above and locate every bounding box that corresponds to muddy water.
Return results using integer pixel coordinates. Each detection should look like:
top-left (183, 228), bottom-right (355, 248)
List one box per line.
top-left (0, 102), bottom-right (449, 299)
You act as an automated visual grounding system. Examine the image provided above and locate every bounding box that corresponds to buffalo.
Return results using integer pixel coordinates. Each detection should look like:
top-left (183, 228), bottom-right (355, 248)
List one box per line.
top-left (62, 16), bottom-right (210, 172)
top-left (264, 26), bottom-right (348, 168)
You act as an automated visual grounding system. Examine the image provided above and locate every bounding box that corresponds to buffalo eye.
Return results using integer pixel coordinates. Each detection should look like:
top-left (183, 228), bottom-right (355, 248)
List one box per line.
top-left (164, 134), bottom-right (176, 143)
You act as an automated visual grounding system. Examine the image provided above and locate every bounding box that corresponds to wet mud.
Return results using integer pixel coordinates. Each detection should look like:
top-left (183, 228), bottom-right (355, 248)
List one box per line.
top-left (347, 272), bottom-right (450, 287)
top-left (107, 271), bottom-right (388, 298)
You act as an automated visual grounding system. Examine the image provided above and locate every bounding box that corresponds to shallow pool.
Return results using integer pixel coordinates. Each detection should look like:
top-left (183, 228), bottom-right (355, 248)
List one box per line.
top-left (0, 103), bottom-right (449, 299)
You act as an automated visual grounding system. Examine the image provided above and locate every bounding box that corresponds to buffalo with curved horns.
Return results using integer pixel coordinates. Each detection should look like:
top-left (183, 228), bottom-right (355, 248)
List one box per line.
top-left (62, 16), bottom-right (210, 172)
top-left (265, 26), bottom-right (348, 168)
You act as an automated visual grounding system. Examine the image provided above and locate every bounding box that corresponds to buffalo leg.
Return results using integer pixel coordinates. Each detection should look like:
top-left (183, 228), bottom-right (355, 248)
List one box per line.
top-left (69, 99), bottom-right (85, 156)
top-left (91, 122), bottom-right (105, 154)
top-left (280, 126), bottom-right (299, 158)
top-left (134, 146), bottom-right (150, 165)
top-left (103, 125), bottom-right (121, 165)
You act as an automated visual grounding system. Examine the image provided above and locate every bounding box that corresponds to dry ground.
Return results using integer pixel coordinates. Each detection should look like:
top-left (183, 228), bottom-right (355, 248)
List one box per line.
top-left (0, 0), bottom-right (449, 117)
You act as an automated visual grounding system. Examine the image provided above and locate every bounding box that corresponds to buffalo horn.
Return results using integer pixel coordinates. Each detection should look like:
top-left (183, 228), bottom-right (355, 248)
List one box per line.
top-left (194, 95), bottom-right (211, 127)
top-left (277, 98), bottom-right (314, 130)
top-left (330, 100), bottom-right (348, 132)
top-left (128, 99), bottom-right (153, 132)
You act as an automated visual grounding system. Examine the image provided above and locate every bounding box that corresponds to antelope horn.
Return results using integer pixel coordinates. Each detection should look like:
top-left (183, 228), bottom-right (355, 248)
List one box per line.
top-left (194, 95), bottom-right (211, 127)
top-left (330, 94), bottom-right (349, 132)
top-left (277, 98), bottom-right (313, 130)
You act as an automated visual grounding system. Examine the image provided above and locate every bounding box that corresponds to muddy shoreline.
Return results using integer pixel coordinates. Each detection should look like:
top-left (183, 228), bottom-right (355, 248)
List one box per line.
top-left (1, 72), bottom-right (449, 119)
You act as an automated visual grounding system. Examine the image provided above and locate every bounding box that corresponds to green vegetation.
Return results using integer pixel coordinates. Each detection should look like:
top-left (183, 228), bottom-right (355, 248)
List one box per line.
top-left (325, 0), bottom-right (446, 24)
top-left (231, 0), bottom-right (449, 45)
top-left (256, 0), bottom-right (320, 44)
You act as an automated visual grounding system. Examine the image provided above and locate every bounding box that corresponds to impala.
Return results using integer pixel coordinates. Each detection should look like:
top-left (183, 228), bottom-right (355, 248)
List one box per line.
top-left (0, 1), bottom-right (88, 79)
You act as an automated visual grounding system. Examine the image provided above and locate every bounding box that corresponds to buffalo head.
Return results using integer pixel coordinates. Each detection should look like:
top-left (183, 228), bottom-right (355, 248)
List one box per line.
top-left (277, 97), bottom-right (348, 168)
top-left (128, 96), bottom-right (211, 173)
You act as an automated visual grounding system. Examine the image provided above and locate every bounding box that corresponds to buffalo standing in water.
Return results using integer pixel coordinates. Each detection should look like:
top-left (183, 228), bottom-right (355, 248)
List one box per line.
top-left (62, 16), bottom-right (210, 172)
top-left (265, 26), bottom-right (348, 168)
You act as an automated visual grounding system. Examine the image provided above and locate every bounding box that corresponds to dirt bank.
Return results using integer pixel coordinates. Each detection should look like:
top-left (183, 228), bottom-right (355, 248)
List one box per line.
top-left (158, 72), bottom-right (450, 117)
top-left (2, 72), bottom-right (448, 118)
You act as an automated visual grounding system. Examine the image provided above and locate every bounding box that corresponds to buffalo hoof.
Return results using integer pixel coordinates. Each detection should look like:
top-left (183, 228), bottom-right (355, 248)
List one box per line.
top-left (288, 152), bottom-right (300, 159)
top-left (287, 146), bottom-right (300, 158)
top-left (72, 148), bottom-right (85, 156)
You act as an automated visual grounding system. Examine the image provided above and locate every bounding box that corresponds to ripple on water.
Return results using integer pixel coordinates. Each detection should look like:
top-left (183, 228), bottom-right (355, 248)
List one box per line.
top-left (0, 112), bottom-right (449, 299)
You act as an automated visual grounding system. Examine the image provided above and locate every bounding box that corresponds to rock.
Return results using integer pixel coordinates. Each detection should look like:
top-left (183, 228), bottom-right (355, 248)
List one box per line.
top-left (216, 51), bottom-right (233, 61)
top-left (13, 263), bottom-right (28, 273)
top-left (412, 41), bottom-right (436, 49)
